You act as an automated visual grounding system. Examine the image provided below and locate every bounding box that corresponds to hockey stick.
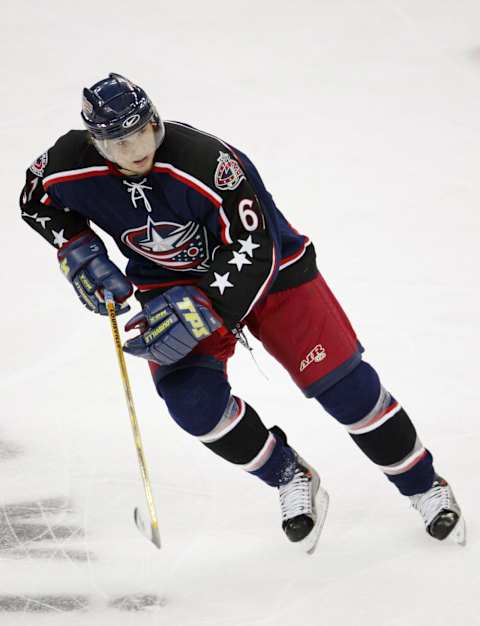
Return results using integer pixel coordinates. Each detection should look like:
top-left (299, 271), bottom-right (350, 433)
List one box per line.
top-left (104, 290), bottom-right (161, 549)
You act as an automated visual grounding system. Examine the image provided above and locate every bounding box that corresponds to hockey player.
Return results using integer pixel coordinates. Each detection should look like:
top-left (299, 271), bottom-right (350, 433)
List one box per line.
top-left (20, 73), bottom-right (465, 553)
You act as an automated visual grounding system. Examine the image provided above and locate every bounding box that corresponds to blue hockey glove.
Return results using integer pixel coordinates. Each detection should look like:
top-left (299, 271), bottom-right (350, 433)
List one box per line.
top-left (123, 286), bottom-right (223, 365)
top-left (58, 232), bottom-right (133, 315)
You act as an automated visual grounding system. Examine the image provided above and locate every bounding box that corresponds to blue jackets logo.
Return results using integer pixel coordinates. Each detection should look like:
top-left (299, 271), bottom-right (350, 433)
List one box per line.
top-left (214, 151), bottom-right (245, 191)
top-left (121, 217), bottom-right (211, 271)
top-left (29, 151), bottom-right (49, 178)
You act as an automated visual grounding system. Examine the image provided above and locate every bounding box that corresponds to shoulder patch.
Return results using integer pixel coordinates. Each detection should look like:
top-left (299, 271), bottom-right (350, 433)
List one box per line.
top-left (29, 151), bottom-right (49, 177)
top-left (214, 151), bottom-right (245, 191)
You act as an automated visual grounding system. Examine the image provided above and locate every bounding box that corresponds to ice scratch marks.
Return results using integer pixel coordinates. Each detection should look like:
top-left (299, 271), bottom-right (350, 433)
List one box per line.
top-left (110, 594), bottom-right (167, 611)
top-left (1, 497), bottom-right (73, 520)
top-left (0, 497), bottom-right (94, 562)
top-left (0, 595), bottom-right (89, 613)
top-left (0, 594), bottom-right (165, 613)
top-left (0, 497), bottom-right (165, 615)
top-left (5, 547), bottom-right (92, 561)
top-left (0, 521), bottom-right (83, 546)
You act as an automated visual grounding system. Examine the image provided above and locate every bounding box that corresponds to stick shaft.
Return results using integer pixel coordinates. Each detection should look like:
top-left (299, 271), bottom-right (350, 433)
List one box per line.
top-left (104, 295), bottom-right (160, 536)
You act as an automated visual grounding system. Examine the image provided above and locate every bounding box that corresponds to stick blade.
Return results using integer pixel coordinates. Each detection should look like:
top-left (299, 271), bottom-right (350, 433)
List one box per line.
top-left (134, 507), bottom-right (162, 549)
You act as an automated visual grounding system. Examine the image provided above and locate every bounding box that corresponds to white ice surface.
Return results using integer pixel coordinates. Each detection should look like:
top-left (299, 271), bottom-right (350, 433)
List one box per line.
top-left (1, 0), bottom-right (479, 624)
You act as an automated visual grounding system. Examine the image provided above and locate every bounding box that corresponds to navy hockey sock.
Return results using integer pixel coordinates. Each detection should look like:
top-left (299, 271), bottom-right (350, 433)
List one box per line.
top-left (198, 398), bottom-right (296, 487)
top-left (316, 361), bottom-right (435, 496)
top-left (156, 367), bottom-right (295, 487)
top-left (156, 366), bottom-right (231, 435)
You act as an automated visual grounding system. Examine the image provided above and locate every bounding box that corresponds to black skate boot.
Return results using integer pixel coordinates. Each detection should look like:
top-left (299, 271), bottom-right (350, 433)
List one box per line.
top-left (278, 455), bottom-right (329, 554)
top-left (409, 475), bottom-right (466, 545)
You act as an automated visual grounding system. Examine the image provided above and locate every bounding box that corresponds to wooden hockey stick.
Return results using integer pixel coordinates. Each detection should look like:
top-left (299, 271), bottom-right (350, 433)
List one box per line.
top-left (104, 291), bottom-right (161, 549)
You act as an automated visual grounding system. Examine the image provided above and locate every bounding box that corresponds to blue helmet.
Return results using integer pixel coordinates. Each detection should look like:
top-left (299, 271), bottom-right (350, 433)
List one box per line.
top-left (81, 73), bottom-right (164, 144)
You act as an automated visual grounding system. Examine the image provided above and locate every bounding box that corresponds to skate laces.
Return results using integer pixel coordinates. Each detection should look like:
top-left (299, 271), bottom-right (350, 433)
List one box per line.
top-left (279, 466), bottom-right (314, 522)
top-left (410, 480), bottom-right (451, 525)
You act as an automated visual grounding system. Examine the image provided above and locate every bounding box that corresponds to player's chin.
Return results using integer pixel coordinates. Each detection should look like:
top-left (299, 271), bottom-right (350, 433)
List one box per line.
top-left (125, 155), bottom-right (155, 175)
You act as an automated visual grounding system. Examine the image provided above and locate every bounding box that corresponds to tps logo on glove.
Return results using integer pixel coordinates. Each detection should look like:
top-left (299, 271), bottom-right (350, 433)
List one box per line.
top-left (177, 297), bottom-right (210, 339)
top-left (123, 286), bottom-right (223, 366)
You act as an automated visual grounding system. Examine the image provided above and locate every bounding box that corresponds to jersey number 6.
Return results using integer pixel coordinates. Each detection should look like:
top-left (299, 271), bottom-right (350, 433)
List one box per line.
top-left (238, 198), bottom-right (260, 232)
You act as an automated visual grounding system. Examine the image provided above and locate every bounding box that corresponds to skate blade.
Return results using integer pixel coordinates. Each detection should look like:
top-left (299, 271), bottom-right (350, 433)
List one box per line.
top-left (450, 515), bottom-right (466, 546)
top-left (299, 486), bottom-right (329, 555)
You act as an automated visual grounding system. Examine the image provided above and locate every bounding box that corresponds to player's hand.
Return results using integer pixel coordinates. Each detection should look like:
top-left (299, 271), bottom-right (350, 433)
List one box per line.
top-left (123, 286), bottom-right (222, 365)
top-left (58, 232), bottom-right (133, 315)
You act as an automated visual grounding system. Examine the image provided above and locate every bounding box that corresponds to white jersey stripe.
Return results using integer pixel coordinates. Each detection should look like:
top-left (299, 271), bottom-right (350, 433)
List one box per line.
top-left (279, 239), bottom-right (311, 270)
top-left (218, 207), bottom-right (233, 245)
top-left (153, 161), bottom-right (223, 206)
top-left (240, 243), bottom-right (277, 320)
top-left (43, 166), bottom-right (109, 186)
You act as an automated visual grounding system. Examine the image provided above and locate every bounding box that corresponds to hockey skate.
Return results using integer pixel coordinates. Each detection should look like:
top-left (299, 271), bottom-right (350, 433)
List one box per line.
top-left (278, 455), bottom-right (329, 554)
top-left (409, 475), bottom-right (466, 545)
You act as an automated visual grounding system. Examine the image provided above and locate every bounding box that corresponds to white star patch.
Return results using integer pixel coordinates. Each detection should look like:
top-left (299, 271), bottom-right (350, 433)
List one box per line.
top-left (237, 235), bottom-right (260, 257)
top-left (210, 272), bottom-right (233, 295)
top-left (22, 211), bottom-right (52, 229)
top-left (37, 216), bottom-right (51, 229)
top-left (52, 228), bottom-right (68, 248)
top-left (228, 251), bottom-right (252, 272)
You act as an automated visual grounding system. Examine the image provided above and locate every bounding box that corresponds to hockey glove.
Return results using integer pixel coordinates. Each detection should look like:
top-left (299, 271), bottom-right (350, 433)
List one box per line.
top-left (58, 232), bottom-right (133, 315)
top-left (123, 286), bottom-right (222, 365)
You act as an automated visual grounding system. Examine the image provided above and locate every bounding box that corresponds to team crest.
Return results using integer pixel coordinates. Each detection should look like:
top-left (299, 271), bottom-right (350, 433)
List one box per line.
top-left (29, 151), bottom-right (48, 177)
top-left (121, 218), bottom-right (211, 271)
top-left (214, 151), bottom-right (245, 191)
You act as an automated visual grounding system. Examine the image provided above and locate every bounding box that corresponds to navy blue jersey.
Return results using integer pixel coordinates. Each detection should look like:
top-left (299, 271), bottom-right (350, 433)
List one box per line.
top-left (20, 121), bottom-right (316, 328)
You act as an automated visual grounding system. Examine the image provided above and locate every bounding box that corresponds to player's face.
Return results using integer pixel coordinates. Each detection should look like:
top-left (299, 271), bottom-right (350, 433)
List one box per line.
top-left (101, 123), bottom-right (157, 175)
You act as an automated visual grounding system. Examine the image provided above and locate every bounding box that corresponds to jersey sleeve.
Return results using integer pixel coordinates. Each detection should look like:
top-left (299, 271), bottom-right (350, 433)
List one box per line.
top-left (194, 149), bottom-right (280, 328)
top-left (19, 149), bottom-right (89, 249)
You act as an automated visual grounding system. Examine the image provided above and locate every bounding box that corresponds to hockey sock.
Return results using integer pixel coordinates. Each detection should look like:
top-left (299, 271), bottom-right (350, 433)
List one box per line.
top-left (198, 397), bottom-right (296, 487)
top-left (316, 361), bottom-right (435, 496)
top-left (156, 367), bottom-right (296, 487)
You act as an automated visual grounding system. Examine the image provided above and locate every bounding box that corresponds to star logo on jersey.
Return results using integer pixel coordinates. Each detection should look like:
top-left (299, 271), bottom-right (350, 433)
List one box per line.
top-left (121, 218), bottom-right (211, 271)
top-left (22, 211), bottom-right (51, 229)
top-left (237, 235), bottom-right (260, 257)
top-left (209, 272), bottom-right (234, 295)
top-left (214, 151), bottom-right (245, 191)
top-left (228, 251), bottom-right (251, 271)
top-left (51, 228), bottom-right (68, 248)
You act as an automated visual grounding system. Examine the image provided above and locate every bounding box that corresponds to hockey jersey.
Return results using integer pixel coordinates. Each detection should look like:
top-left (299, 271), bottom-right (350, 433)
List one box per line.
top-left (20, 121), bottom-right (317, 328)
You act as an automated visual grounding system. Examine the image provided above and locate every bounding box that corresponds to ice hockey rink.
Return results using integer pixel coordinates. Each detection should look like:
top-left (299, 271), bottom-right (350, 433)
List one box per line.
top-left (2, 0), bottom-right (479, 624)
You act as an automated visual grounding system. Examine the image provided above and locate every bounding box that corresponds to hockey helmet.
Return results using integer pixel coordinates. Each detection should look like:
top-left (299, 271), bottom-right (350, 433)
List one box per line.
top-left (81, 73), bottom-right (165, 157)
